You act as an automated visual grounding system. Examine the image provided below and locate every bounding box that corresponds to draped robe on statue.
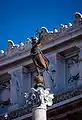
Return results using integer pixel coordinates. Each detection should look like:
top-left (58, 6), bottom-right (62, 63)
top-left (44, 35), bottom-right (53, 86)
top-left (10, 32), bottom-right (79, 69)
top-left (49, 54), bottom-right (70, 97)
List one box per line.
top-left (31, 37), bottom-right (50, 74)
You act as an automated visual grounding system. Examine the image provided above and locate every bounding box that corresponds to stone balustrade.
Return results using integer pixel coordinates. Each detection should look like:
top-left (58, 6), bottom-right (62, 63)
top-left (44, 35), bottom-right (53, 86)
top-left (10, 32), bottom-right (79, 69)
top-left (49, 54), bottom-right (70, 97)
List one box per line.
top-left (0, 12), bottom-right (82, 58)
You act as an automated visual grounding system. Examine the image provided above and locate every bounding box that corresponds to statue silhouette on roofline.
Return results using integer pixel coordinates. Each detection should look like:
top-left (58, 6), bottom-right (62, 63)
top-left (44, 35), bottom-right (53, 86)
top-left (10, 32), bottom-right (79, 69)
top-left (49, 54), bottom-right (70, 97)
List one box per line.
top-left (31, 36), bottom-right (50, 76)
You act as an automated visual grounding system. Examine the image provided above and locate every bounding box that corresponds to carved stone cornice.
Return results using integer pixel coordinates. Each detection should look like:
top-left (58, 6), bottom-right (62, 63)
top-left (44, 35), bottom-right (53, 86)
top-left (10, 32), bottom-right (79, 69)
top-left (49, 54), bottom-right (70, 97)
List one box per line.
top-left (0, 12), bottom-right (82, 63)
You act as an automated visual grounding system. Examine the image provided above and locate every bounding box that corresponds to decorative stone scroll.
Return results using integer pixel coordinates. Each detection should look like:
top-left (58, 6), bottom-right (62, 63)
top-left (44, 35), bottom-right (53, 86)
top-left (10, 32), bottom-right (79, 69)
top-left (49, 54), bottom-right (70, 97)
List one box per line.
top-left (24, 87), bottom-right (54, 110)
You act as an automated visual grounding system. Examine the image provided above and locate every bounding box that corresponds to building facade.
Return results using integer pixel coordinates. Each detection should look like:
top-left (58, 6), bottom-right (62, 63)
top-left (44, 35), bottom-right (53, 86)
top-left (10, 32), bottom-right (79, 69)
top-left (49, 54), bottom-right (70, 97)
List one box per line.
top-left (0, 12), bottom-right (82, 120)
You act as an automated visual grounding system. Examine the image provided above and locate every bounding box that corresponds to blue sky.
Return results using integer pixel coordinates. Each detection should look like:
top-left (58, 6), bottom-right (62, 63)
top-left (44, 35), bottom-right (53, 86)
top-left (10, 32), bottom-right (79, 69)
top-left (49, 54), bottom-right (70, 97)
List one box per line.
top-left (0, 0), bottom-right (82, 50)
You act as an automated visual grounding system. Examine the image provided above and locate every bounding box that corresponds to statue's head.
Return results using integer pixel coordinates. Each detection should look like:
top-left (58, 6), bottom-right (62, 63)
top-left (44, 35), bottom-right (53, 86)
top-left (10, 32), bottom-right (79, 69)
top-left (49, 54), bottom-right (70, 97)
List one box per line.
top-left (31, 36), bottom-right (38, 44)
top-left (75, 12), bottom-right (82, 19)
top-left (8, 40), bottom-right (15, 48)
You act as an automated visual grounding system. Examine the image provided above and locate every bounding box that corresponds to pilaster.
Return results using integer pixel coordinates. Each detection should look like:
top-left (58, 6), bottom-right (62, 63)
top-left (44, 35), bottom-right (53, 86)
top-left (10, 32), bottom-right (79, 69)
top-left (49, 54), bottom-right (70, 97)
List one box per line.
top-left (8, 66), bottom-right (31, 109)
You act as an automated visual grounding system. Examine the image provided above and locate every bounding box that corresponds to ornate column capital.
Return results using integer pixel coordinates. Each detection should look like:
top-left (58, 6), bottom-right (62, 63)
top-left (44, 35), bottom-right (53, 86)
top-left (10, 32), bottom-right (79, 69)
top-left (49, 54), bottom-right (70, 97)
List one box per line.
top-left (24, 85), bottom-right (54, 110)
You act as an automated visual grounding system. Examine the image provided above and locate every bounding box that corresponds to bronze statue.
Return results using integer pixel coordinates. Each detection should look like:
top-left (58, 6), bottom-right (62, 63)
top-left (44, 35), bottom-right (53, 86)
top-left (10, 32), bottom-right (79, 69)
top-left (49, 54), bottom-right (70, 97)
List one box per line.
top-left (31, 36), bottom-right (50, 75)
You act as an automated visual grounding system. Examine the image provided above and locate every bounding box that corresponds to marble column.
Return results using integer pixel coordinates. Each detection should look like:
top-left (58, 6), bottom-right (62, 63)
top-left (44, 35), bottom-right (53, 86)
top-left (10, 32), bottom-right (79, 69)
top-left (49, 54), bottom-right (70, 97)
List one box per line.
top-left (32, 106), bottom-right (46, 120)
top-left (25, 86), bottom-right (54, 120)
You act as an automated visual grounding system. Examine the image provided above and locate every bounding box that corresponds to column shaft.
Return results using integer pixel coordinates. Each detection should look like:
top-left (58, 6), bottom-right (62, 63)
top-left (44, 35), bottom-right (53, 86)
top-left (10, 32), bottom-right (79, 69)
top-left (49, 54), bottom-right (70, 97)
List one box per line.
top-left (32, 108), bottom-right (46, 120)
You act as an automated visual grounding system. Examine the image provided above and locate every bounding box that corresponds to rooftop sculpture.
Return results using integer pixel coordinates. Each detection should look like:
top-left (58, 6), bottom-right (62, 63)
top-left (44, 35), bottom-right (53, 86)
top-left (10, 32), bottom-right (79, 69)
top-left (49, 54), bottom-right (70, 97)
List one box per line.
top-left (31, 36), bottom-right (50, 76)
top-left (0, 12), bottom-right (82, 58)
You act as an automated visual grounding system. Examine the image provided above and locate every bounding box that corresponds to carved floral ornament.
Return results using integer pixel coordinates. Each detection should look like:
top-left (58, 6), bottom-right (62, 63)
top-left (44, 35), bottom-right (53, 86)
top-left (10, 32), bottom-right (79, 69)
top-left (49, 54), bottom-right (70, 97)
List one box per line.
top-left (24, 87), bottom-right (54, 110)
top-left (0, 12), bottom-right (82, 57)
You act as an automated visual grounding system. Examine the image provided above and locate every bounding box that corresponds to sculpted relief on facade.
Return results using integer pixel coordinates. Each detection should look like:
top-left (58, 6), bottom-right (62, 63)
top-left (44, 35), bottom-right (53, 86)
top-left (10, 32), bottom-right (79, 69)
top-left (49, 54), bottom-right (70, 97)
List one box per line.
top-left (67, 54), bottom-right (82, 88)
